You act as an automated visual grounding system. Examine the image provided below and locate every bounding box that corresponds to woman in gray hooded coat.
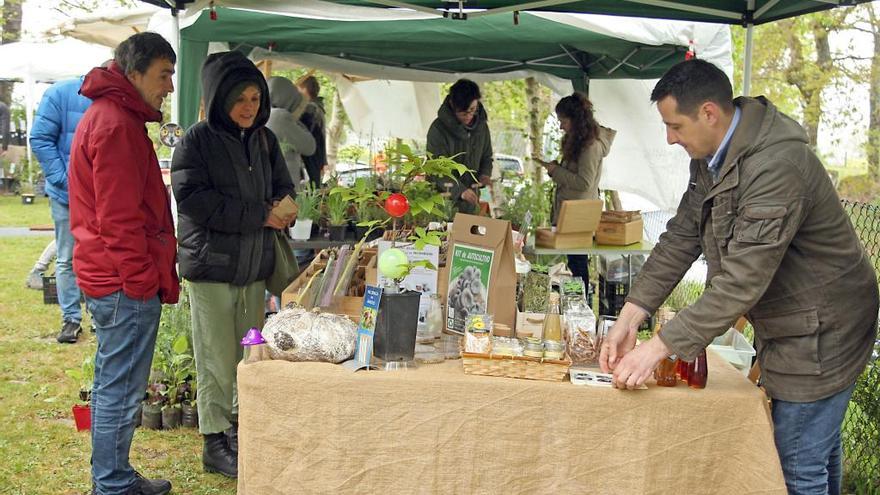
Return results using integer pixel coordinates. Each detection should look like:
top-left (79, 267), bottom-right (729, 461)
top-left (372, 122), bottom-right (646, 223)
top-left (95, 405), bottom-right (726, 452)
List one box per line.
top-left (266, 76), bottom-right (316, 190)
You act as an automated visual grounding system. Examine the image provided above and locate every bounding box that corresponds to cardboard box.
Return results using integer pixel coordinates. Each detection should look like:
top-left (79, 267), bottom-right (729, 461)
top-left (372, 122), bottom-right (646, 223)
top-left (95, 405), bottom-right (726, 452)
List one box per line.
top-left (595, 218), bottom-right (643, 245)
top-left (535, 228), bottom-right (594, 249)
top-left (281, 249), bottom-right (375, 321)
top-left (515, 310), bottom-right (545, 339)
top-left (557, 199), bottom-right (603, 233)
top-left (365, 255), bottom-right (449, 302)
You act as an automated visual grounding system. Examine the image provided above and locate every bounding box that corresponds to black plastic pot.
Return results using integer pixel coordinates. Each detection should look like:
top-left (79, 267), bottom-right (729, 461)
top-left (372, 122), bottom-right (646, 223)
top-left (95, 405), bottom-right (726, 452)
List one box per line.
top-left (373, 290), bottom-right (421, 362)
top-left (161, 406), bottom-right (182, 429)
top-left (354, 225), bottom-right (369, 241)
top-left (78, 389), bottom-right (91, 403)
top-left (133, 401), bottom-right (143, 428)
top-left (181, 403), bottom-right (199, 428)
top-left (141, 402), bottom-right (162, 430)
top-left (329, 225), bottom-right (347, 241)
top-left (21, 194), bottom-right (34, 205)
top-left (367, 227), bottom-right (385, 242)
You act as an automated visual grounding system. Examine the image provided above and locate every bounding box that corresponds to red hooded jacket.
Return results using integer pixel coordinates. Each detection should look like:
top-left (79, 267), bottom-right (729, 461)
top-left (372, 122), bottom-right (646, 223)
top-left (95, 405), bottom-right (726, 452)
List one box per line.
top-left (68, 62), bottom-right (179, 304)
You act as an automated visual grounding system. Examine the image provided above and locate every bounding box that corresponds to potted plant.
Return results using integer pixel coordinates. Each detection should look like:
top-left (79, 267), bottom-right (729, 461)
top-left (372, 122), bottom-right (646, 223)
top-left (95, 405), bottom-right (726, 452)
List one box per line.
top-left (181, 388), bottom-right (198, 428)
top-left (66, 355), bottom-right (94, 431)
top-left (330, 142), bottom-right (469, 365)
top-left (325, 191), bottom-right (349, 241)
top-left (292, 184), bottom-right (320, 240)
top-left (158, 333), bottom-right (194, 430)
top-left (142, 379), bottom-right (165, 430)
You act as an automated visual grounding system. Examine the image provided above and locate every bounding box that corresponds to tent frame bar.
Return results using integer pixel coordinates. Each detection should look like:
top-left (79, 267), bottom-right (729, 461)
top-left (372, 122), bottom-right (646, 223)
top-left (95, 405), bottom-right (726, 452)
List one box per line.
top-left (618, 0), bottom-right (741, 20)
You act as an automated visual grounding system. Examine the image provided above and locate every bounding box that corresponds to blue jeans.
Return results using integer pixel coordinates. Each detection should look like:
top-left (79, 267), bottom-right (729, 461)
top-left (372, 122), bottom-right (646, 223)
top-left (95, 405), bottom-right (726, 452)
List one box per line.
top-left (771, 382), bottom-right (856, 495)
top-left (50, 200), bottom-right (82, 324)
top-left (87, 291), bottom-right (162, 495)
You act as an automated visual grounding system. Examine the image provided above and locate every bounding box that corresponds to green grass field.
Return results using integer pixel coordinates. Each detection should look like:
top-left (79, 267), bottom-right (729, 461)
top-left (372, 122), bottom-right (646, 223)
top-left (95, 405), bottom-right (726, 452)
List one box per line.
top-left (0, 236), bottom-right (235, 494)
top-left (0, 195), bottom-right (53, 227)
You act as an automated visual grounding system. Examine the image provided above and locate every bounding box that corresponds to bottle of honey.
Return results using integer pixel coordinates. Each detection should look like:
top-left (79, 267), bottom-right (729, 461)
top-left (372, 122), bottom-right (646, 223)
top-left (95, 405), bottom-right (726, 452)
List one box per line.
top-left (687, 349), bottom-right (708, 389)
top-left (653, 308), bottom-right (678, 387)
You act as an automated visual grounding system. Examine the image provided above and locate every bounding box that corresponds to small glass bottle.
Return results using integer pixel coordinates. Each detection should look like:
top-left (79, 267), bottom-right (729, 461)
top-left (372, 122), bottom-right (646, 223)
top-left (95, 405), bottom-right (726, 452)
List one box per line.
top-left (425, 294), bottom-right (444, 341)
top-left (677, 359), bottom-right (690, 381)
top-left (241, 327), bottom-right (269, 364)
top-left (542, 292), bottom-right (563, 342)
top-left (653, 308), bottom-right (678, 387)
top-left (687, 349), bottom-right (708, 389)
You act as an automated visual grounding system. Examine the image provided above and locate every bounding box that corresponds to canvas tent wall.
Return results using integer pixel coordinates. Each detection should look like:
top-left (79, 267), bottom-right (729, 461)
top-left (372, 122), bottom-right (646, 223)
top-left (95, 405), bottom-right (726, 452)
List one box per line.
top-left (0, 38), bottom-right (112, 173)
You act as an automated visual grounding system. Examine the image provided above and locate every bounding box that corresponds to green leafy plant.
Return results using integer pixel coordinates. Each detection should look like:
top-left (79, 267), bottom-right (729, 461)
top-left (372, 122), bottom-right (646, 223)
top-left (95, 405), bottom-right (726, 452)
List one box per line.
top-left (65, 355), bottom-right (95, 400)
top-left (295, 184), bottom-right (321, 222)
top-left (497, 176), bottom-right (553, 233)
top-left (325, 189), bottom-right (349, 226)
top-left (329, 141), bottom-right (467, 290)
top-left (157, 333), bottom-right (195, 411)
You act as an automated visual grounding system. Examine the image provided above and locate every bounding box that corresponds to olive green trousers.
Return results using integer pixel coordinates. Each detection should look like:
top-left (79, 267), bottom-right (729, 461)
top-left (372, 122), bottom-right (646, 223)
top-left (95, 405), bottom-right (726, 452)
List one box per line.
top-left (187, 279), bottom-right (265, 435)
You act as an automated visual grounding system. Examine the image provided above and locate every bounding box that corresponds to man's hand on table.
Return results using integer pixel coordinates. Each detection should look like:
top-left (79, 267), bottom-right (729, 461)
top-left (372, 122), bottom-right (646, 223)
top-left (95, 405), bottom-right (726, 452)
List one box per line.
top-left (610, 336), bottom-right (671, 390)
top-left (600, 302), bottom-right (669, 390)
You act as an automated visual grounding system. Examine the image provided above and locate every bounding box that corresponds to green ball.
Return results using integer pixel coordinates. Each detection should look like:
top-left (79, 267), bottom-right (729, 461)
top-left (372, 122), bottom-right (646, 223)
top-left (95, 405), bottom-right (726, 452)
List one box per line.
top-left (378, 248), bottom-right (409, 279)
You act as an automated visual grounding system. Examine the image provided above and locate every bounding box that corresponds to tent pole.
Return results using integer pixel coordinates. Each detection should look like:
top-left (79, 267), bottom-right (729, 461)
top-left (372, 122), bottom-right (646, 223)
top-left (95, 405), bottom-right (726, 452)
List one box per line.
top-left (170, 7), bottom-right (180, 124)
top-left (743, 23), bottom-right (753, 96)
top-left (743, 0), bottom-right (755, 97)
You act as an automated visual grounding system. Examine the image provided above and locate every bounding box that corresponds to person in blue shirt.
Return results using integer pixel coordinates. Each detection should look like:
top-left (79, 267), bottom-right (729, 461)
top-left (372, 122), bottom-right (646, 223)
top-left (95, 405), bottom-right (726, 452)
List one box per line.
top-left (30, 76), bottom-right (92, 343)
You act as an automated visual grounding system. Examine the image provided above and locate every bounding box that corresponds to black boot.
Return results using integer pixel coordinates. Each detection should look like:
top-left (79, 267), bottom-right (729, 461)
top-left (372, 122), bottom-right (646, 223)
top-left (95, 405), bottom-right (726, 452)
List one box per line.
top-left (203, 433), bottom-right (237, 478)
top-left (225, 421), bottom-right (238, 454)
top-left (129, 471), bottom-right (172, 495)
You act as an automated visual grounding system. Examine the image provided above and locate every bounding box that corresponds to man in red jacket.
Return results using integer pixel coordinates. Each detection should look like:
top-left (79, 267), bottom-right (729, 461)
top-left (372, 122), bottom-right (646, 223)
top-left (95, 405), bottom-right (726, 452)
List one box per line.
top-left (69, 32), bottom-right (179, 495)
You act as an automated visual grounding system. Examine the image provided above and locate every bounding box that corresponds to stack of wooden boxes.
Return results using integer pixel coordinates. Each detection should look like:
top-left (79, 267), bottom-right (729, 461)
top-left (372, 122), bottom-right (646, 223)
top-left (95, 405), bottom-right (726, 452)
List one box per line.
top-left (596, 210), bottom-right (643, 245)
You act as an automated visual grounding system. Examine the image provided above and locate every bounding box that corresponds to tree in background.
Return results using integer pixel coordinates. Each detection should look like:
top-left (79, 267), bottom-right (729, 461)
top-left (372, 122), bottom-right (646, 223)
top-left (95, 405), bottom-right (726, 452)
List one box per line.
top-left (0, 0), bottom-right (23, 106)
top-left (846, 3), bottom-right (880, 180)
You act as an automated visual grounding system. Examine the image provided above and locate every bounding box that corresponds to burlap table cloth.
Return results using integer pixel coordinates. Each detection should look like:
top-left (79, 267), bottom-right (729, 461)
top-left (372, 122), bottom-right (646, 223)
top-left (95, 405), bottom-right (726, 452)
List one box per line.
top-left (237, 351), bottom-right (785, 494)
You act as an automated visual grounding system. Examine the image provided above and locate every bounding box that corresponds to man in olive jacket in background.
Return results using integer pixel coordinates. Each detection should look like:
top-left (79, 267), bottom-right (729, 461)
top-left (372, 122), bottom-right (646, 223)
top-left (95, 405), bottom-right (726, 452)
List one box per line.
top-left (426, 79), bottom-right (493, 214)
top-left (600, 59), bottom-right (878, 495)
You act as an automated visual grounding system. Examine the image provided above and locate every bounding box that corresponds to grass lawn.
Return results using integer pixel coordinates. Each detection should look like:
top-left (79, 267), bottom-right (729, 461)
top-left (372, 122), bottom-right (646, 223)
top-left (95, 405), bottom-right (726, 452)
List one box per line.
top-left (0, 194), bottom-right (53, 227)
top-left (0, 236), bottom-right (235, 494)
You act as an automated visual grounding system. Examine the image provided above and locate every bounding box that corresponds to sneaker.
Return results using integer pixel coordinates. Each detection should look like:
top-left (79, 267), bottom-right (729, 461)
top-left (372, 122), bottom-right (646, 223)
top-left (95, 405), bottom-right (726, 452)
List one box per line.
top-left (25, 270), bottom-right (43, 290)
top-left (56, 321), bottom-right (82, 344)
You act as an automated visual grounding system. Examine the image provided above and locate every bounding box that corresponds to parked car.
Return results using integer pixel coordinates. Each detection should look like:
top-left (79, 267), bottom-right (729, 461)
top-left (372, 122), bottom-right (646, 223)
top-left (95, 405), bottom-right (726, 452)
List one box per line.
top-left (493, 153), bottom-right (523, 180)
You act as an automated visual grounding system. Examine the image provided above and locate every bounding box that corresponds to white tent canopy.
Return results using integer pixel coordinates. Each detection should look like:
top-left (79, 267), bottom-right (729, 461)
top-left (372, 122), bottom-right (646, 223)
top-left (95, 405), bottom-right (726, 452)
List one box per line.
top-left (0, 38), bottom-right (112, 173)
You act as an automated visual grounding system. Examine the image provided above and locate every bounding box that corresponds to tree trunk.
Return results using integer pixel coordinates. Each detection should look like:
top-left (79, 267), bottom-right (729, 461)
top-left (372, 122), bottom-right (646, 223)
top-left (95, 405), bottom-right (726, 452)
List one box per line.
top-left (804, 20), bottom-right (833, 148)
top-left (868, 6), bottom-right (880, 180)
top-left (325, 91), bottom-right (346, 174)
top-left (0, 0), bottom-right (23, 105)
top-left (525, 77), bottom-right (544, 185)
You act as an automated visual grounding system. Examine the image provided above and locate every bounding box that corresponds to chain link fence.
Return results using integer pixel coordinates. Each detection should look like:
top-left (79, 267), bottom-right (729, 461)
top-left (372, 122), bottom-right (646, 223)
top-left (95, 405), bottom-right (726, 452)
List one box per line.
top-left (841, 200), bottom-right (880, 494)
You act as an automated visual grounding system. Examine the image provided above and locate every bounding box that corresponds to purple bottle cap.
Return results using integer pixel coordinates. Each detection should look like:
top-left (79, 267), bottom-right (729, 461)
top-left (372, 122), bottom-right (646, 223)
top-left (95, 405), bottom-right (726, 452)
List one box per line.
top-left (241, 327), bottom-right (266, 346)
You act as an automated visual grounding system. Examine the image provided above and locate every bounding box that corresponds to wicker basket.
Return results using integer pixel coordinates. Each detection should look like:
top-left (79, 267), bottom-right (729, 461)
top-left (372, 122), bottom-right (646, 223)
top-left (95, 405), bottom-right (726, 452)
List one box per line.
top-left (461, 352), bottom-right (571, 382)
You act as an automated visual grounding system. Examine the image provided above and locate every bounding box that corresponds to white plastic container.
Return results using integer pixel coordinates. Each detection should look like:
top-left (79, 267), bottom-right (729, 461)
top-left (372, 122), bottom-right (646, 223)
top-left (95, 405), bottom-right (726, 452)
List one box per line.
top-left (708, 328), bottom-right (756, 376)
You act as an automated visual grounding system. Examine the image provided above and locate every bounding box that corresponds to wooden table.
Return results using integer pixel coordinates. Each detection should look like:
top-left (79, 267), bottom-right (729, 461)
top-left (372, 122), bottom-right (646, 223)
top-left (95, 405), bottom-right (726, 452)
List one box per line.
top-left (237, 350), bottom-right (785, 494)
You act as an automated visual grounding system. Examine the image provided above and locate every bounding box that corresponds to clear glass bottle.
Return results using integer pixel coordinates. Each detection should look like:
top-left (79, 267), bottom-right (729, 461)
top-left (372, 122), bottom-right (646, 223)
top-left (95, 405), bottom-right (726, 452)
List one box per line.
top-left (425, 294), bottom-right (444, 341)
top-left (687, 349), bottom-right (708, 389)
top-left (241, 327), bottom-right (269, 364)
top-left (542, 292), bottom-right (563, 342)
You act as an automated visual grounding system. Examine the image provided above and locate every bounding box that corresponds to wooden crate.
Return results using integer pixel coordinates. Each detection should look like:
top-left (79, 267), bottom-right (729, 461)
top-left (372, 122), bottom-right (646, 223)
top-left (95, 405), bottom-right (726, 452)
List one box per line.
top-left (595, 218), bottom-right (644, 245)
top-left (280, 249), bottom-right (375, 321)
top-left (461, 352), bottom-right (571, 382)
top-left (535, 228), bottom-right (594, 249)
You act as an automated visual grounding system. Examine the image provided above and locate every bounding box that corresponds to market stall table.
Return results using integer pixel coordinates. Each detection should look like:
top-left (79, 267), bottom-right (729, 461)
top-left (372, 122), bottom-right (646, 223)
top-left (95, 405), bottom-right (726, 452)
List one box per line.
top-left (237, 350), bottom-right (785, 494)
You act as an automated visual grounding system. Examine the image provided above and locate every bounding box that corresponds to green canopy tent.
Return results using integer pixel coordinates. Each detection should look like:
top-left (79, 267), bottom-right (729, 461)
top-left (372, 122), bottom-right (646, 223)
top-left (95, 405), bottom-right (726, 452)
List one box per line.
top-left (142, 0), bottom-right (871, 25)
top-left (141, 0), bottom-right (874, 127)
top-left (174, 7), bottom-right (703, 128)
